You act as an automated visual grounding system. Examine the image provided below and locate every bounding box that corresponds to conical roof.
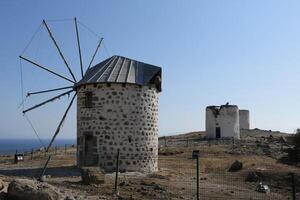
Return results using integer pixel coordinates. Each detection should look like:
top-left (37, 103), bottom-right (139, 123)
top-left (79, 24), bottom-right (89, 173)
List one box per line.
top-left (76, 55), bottom-right (162, 91)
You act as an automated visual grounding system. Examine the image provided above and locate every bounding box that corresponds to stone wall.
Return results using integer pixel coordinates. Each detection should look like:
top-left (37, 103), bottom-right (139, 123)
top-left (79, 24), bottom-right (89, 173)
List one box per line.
top-left (76, 83), bottom-right (159, 173)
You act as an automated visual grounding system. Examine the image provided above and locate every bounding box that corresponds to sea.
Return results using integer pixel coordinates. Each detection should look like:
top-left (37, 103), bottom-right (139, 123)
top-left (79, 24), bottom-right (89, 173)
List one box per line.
top-left (0, 139), bottom-right (76, 155)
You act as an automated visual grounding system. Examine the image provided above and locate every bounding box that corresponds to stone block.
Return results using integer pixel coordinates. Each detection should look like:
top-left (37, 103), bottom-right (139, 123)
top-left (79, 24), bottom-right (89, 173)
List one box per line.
top-left (81, 167), bottom-right (105, 185)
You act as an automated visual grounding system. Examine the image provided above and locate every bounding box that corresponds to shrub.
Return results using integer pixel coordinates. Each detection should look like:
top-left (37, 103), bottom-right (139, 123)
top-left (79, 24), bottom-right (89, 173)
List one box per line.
top-left (287, 129), bottom-right (300, 162)
top-left (291, 129), bottom-right (300, 148)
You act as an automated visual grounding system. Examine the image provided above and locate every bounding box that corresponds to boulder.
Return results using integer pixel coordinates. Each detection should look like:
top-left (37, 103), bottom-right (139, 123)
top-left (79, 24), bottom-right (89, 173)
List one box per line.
top-left (141, 181), bottom-right (167, 192)
top-left (256, 182), bottom-right (270, 193)
top-left (39, 176), bottom-right (47, 183)
top-left (119, 181), bottom-right (129, 187)
top-left (269, 135), bottom-right (273, 139)
top-left (228, 160), bottom-right (243, 172)
top-left (39, 175), bottom-right (52, 183)
top-left (7, 179), bottom-right (63, 200)
top-left (81, 167), bottom-right (105, 185)
top-left (0, 191), bottom-right (8, 200)
top-left (0, 179), bottom-right (4, 191)
top-left (64, 196), bottom-right (75, 200)
top-left (245, 171), bottom-right (260, 182)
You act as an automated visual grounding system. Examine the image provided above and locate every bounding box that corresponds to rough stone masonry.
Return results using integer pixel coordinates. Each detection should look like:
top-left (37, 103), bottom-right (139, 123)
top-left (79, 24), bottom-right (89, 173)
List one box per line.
top-left (77, 83), bottom-right (159, 172)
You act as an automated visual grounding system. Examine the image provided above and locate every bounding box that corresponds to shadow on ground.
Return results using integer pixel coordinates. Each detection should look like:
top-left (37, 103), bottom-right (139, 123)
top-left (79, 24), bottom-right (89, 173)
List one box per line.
top-left (0, 166), bottom-right (80, 178)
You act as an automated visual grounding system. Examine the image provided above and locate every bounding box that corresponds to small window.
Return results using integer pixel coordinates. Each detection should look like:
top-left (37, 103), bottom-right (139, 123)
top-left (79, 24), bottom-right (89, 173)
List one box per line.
top-left (84, 92), bottom-right (93, 108)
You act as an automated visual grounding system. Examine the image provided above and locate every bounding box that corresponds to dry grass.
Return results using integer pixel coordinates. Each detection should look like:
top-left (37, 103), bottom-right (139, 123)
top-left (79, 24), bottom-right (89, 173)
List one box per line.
top-left (0, 132), bottom-right (299, 199)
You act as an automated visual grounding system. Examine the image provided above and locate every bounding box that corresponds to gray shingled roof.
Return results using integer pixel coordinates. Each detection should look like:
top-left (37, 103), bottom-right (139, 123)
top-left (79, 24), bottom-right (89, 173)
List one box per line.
top-left (76, 55), bottom-right (162, 91)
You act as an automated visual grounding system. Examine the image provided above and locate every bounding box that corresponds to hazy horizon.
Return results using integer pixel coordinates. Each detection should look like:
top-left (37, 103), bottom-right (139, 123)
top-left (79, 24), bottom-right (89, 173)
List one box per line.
top-left (0, 0), bottom-right (300, 139)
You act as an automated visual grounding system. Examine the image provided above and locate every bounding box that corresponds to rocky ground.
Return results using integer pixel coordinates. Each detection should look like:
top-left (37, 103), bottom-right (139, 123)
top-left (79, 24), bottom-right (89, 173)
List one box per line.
top-left (0, 129), bottom-right (299, 200)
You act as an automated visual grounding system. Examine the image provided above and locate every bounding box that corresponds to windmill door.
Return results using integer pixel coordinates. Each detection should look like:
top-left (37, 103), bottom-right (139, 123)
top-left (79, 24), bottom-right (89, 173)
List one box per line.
top-left (84, 135), bottom-right (98, 166)
top-left (216, 127), bottom-right (221, 138)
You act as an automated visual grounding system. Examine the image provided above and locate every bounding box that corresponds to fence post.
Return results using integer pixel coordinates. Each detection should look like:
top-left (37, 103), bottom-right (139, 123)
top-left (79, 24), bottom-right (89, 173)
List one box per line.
top-left (114, 149), bottom-right (120, 196)
top-left (65, 144), bottom-right (67, 154)
top-left (31, 149), bottom-right (34, 160)
top-left (186, 139), bottom-right (189, 147)
top-left (164, 137), bottom-right (167, 147)
top-left (196, 155), bottom-right (200, 200)
top-left (290, 173), bottom-right (296, 200)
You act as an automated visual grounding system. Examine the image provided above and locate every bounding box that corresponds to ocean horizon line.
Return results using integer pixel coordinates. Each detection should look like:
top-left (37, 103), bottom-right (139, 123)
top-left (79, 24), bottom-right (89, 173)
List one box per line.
top-left (0, 138), bottom-right (76, 140)
top-left (0, 138), bottom-right (76, 155)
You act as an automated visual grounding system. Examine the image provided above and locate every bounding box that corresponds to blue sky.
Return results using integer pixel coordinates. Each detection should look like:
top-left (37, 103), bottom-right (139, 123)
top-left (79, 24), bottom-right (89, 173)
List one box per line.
top-left (0, 0), bottom-right (299, 139)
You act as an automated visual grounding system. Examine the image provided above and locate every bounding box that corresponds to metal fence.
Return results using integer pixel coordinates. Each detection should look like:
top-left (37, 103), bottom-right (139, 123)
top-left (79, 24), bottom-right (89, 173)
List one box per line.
top-left (198, 167), bottom-right (297, 200)
top-left (111, 155), bottom-right (198, 200)
top-left (0, 145), bottom-right (77, 178)
top-left (0, 145), bottom-right (299, 200)
top-left (112, 152), bottom-right (299, 200)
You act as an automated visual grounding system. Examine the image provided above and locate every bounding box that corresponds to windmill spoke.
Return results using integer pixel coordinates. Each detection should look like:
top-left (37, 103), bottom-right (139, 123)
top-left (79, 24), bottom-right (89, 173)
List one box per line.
top-left (40, 155), bottom-right (52, 179)
top-left (27, 86), bottom-right (74, 97)
top-left (46, 92), bottom-right (77, 152)
top-left (74, 18), bottom-right (84, 78)
top-left (22, 89), bottom-right (73, 114)
top-left (87, 37), bottom-right (103, 71)
top-left (43, 20), bottom-right (77, 82)
top-left (40, 92), bottom-right (76, 179)
top-left (20, 56), bottom-right (75, 84)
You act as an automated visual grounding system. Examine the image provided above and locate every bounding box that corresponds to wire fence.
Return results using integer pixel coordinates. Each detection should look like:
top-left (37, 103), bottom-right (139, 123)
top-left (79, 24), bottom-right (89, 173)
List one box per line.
top-left (0, 145), bottom-right (77, 178)
top-left (0, 145), bottom-right (299, 200)
top-left (198, 169), bottom-right (297, 200)
top-left (107, 155), bottom-right (198, 199)
top-left (111, 153), bottom-right (299, 200)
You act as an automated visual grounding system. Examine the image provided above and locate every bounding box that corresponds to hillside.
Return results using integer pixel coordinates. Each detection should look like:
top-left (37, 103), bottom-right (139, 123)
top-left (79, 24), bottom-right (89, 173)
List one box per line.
top-left (0, 129), bottom-right (298, 200)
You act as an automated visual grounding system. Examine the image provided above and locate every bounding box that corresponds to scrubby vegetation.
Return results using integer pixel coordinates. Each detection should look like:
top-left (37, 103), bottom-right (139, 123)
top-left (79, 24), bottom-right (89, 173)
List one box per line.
top-left (287, 129), bottom-right (300, 162)
top-left (292, 129), bottom-right (300, 147)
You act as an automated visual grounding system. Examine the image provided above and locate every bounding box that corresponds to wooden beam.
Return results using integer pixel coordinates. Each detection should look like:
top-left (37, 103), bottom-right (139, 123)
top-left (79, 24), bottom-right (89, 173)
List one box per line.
top-left (22, 90), bottom-right (73, 114)
top-left (74, 18), bottom-right (84, 78)
top-left (87, 37), bottom-right (103, 71)
top-left (46, 92), bottom-right (77, 152)
top-left (27, 86), bottom-right (74, 97)
top-left (20, 56), bottom-right (75, 84)
top-left (43, 20), bottom-right (77, 82)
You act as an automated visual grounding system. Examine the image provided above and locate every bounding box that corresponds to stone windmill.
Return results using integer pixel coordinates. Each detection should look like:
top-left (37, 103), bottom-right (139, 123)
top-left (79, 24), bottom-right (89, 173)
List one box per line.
top-left (20, 19), bottom-right (162, 176)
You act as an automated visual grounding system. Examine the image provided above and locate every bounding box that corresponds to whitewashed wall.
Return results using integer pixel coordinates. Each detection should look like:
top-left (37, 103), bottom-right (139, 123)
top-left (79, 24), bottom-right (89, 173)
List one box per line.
top-left (239, 110), bottom-right (250, 130)
top-left (206, 105), bottom-right (240, 139)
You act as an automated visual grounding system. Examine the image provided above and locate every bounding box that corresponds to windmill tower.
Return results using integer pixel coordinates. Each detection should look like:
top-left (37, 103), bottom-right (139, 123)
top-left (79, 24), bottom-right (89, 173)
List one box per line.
top-left (20, 19), bottom-right (162, 175)
top-left (76, 56), bottom-right (161, 172)
top-left (206, 104), bottom-right (240, 139)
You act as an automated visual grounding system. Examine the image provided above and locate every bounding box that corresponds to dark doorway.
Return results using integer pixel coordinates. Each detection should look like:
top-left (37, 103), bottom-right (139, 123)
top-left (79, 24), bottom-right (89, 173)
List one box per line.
top-left (84, 135), bottom-right (98, 166)
top-left (216, 127), bottom-right (221, 138)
